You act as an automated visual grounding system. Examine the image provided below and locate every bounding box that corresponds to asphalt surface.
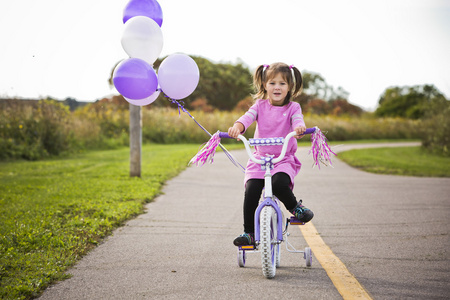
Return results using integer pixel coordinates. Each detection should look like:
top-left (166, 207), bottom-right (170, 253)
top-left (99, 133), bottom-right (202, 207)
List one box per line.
top-left (39, 142), bottom-right (450, 300)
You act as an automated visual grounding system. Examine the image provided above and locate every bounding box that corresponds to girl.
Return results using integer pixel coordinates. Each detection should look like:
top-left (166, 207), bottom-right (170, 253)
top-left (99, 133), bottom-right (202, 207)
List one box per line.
top-left (228, 62), bottom-right (314, 246)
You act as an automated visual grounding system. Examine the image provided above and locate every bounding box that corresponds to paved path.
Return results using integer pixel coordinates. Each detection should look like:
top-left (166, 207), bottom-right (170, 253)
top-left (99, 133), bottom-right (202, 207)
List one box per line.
top-left (40, 142), bottom-right (450, 299)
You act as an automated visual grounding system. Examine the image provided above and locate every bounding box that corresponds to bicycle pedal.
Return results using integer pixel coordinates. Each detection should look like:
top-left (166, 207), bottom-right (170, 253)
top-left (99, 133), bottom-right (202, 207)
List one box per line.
top-left (289, 216), bottom-right (305, 225)
top-left (239, 245), bottom-right (255, 250)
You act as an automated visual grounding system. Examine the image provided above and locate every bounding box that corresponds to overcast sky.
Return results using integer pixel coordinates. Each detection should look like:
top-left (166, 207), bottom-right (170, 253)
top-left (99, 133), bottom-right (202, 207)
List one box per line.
top-left (0, 0), bottom-right (448, 110)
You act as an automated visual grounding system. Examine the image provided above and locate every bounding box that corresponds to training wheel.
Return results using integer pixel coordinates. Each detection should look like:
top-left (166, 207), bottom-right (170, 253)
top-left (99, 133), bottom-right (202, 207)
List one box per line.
top-left (304, 247), bottom-right (312, 267)
top-left (238, 250), bottom-right (246, 267)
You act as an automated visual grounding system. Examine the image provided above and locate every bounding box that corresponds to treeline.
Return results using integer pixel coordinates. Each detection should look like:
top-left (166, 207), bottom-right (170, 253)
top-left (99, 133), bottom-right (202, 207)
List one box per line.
top-left (108, 56), bottom-right (364, 116)
top-left (374, 84), bottom-right (449, 156)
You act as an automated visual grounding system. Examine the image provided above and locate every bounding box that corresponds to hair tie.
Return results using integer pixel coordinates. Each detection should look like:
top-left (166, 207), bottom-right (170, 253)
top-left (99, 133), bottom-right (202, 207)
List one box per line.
top-left (289, 64), bottom-right (294, 70)
top-left (263, 64), bottom-right (270, 68)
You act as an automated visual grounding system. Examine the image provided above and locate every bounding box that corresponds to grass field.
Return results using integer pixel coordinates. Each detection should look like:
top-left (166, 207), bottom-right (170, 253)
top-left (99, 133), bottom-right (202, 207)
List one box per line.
top-left (338, 146), bottom-right (450, 177)
top-left (1, 142), bottom-right (448, 299)
top-left (0, 144), bottom-right (202, 299)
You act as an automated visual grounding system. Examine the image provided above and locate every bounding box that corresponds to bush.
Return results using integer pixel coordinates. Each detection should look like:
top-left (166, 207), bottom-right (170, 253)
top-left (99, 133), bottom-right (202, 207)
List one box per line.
top-left (0, 100), bottom-right (73, 160)
top-left (141, 109), bottom-right (422, 143)
top-left (141, 108), bottom-right (246, 144)
top-left (0, 99), bottom-right (133, 161)
top-left (421, 106), bottom-right (450, 156)
top-left (72, 102), bottom-right (129, 150)
top-left (304, 114), bottom-right (422, 141)
top-left (0, 100), bottom-right (426, 161)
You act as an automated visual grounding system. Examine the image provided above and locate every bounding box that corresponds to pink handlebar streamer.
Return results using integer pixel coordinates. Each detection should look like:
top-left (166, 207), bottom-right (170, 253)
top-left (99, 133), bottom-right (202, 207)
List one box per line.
top-left (309, 127), bottom-right (337, 168)
top-left (188, 131), bottom-right (222, 167)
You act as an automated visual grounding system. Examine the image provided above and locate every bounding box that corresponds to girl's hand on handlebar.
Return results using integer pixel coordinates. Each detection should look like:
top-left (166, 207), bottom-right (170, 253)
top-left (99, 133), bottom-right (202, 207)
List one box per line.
top-left (228, 123), bottom-right (244, 140)
top-left (294, 125), bottom-right (307, 139)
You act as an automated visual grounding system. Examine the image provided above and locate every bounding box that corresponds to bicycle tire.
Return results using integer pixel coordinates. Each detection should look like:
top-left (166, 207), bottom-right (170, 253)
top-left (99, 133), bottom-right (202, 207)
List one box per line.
top-left (260, 205), bottom-right (277, 278)
top-left (276, 243), bottom-right (281, 267)
top-left (238, 249), bottom-right (246, 267)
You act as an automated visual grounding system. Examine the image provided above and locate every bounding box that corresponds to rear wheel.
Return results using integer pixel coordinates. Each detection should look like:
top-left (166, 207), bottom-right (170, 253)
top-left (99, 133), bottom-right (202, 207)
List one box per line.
top-left (260, 206), bottom-right (277, 278)
top-left (238, 250), bottom-right (246, 267)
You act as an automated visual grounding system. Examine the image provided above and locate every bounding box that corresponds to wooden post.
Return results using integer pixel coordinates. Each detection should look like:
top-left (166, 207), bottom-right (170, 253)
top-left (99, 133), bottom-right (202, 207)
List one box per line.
top-left (129, 103), bottom-right (142, 177)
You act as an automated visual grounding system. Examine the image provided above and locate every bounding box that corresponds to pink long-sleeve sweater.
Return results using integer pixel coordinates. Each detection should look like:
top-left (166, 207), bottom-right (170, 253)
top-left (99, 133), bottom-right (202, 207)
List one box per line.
top-left (236, 99), bottom-right (306, 187)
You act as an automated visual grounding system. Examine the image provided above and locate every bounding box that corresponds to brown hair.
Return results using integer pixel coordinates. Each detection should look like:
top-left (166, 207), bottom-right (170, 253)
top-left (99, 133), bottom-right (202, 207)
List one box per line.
top-left (252, 62), bottom-right (303, 105)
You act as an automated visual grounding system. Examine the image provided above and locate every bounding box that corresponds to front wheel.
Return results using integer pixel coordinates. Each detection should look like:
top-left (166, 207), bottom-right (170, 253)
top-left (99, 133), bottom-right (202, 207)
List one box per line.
top-left (260, 206), bottom-right (278, 278)
top-left (276, 243), bottom-right (281, 267)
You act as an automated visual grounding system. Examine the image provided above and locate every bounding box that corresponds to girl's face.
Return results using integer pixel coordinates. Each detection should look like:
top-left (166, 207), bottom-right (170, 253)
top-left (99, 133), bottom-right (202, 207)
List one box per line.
top-left (265, 73), bottom-right (289, 106)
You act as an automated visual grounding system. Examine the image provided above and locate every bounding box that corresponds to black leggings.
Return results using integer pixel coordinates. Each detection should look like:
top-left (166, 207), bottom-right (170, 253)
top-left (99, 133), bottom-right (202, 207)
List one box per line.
top-left (243, 172), bottom-right (298, 233)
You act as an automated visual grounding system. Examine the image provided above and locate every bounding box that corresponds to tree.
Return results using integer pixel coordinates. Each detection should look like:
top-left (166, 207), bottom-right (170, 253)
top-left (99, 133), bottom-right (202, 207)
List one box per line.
top-left (330, 99), bottom-right (363, 116)
top-left (152, 56), bottom-right (253, 111)
top-left (303, 98), bottom-right (331, 115)
top-left (184, 57), bottom-right (253, 110)
top-left (375, 84), bottom-right (448, 119)
top-left (302, 72), bottom-right (328, 99)
top-left (109, 56), bottom-right (360, 113)
top-left (301, 71), bottom-right (349, 102)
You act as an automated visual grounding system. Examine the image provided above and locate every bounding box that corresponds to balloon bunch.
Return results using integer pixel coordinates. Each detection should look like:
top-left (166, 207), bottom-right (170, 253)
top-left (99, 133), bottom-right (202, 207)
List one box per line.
top-left (113, 0), bottom-right (200, 106)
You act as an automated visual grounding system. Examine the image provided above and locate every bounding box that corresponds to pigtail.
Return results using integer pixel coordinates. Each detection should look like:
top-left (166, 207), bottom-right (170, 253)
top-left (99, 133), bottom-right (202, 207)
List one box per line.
top-left (291, 66), bottom-right (303, 98)
top-left (252, 65), bottom-right (267, 100)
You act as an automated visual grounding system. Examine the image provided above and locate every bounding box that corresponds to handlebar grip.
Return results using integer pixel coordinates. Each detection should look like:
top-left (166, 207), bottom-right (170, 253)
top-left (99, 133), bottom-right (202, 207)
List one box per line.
top-left (219, 132), bottom-right (232, 139)
top-left (304, 127), bottom-right (316, 135)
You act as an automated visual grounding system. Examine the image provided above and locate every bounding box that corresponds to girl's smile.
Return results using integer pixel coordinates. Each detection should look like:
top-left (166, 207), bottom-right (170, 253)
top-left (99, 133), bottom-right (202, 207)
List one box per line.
top-left (265, 73), bottom-right (289, 106)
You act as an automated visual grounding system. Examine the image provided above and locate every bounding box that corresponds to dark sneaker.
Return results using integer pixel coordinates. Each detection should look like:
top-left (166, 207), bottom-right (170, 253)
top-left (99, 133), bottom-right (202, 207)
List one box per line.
top-left (289, 200), bottom-right (314, 223)
top-left (233, 233), bottom-right (255, 246)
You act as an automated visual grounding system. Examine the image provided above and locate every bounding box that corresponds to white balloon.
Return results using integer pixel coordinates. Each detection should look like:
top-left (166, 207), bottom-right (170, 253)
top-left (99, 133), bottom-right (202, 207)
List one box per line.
top-left (125, 90), bottom-right (160, 106)
top-left (158, 54), bottom-right (200, 100)
top-left (121, 16), bottom-right (163, 64)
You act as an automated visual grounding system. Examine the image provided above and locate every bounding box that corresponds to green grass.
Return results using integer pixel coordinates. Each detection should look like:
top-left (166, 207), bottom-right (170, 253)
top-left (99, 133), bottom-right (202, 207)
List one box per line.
top-left (327, 139), bottom-right (420, 145)
top-left (0, 144), bottom-right (201, 300)
top-left (338, 146), bottom-right (450, 177)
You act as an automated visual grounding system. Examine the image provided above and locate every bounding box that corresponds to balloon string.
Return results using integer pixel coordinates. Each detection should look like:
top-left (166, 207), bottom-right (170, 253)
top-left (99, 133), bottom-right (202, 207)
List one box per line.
top-left (164, 94), bottom-right (246, 173)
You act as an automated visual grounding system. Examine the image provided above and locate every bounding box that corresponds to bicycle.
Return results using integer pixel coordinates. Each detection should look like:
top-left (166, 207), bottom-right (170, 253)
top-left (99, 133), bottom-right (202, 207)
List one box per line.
top-left (190, 126), bottom-right (335, 278)
top-left (218, 128), bottom-right (316, 278)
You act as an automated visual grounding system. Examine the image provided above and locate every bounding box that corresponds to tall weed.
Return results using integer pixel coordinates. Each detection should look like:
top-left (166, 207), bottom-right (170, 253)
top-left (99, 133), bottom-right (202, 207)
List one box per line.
top-left (305, 114), bottom-right (421, 140)
top-left (0, 100), bottom-right (73, 160)
top-left (142, 108), bottom-right (245, 143)
top-left (0, 101), bottom-right (424, 161)
top-left (72, 103), bottom-right (129, 149)
top-left (141, 109), bottom-right (422, 143)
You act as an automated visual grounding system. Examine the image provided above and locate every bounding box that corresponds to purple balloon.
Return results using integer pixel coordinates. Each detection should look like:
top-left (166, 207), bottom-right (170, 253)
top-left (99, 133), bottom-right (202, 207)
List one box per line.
top-left (113, 58), bottom-right (158, 100)
top-left (123, 0), bottom-right (163, 27)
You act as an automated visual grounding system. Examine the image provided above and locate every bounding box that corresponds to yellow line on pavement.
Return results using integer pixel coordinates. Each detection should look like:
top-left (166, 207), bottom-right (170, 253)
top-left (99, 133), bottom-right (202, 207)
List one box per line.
top-left (300, 222), bottom-right (373, 300)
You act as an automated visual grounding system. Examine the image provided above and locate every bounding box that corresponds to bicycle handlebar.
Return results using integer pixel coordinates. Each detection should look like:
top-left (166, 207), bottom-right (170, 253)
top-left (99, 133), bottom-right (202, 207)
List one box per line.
top-left (218, 127), bottom-right (317, 166)
top-left (218, 127), bottom-right (316, 140)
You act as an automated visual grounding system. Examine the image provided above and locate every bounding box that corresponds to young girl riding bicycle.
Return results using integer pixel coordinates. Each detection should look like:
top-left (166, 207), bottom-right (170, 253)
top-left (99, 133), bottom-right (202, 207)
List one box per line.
top-left (227, 62), bottom-right (314, 247)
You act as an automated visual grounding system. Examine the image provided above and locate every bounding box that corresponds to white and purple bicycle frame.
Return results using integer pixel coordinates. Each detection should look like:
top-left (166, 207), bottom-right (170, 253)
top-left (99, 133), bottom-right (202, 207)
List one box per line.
top-left (220, 128), bottom-right (315, 244)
